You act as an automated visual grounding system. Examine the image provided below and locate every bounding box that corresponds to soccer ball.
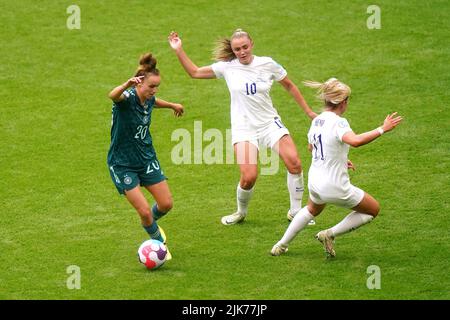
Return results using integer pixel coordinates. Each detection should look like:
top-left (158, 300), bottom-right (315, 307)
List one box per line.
top-left (137, 239), bottom-right (168, 270)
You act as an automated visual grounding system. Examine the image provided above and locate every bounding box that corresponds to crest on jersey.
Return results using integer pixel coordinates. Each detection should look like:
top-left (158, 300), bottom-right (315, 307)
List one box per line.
top-left (338, 120), bottom-right (349, 128)
top-left (124, 176), bottom-right (132, 185)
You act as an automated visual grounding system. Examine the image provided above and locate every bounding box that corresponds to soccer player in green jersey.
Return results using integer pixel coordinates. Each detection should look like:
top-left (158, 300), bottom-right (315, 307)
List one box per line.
top-left (107, 52), bottom-right (184, 260)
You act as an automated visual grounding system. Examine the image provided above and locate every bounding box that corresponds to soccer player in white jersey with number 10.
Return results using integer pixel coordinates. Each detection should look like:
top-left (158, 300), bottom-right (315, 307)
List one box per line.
top-left (168, 29), bottom-right (317, 226)
top-left (271, 78), bottom-right (403, 258)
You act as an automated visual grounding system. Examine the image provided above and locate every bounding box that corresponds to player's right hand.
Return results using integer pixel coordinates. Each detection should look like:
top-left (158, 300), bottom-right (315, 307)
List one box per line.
top-left (382, 112), bottom-right (403, 133)
top-left (126, 76), bottom-right (145, 87)
top-left (168, 31), bottom-right (182, 51)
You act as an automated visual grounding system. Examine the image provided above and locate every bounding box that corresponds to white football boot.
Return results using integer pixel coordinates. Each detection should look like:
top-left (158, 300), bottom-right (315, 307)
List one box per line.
top-left (315, 229), bottom-right (336, 258)
top-left (270, 243), bottom-right (289, 256)
top-left (221, 212), bottom-right (246, 225)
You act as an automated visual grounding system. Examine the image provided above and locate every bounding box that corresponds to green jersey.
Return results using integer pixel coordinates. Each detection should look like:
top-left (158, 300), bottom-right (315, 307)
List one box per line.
top-left (107, 87), bottom-right (157, 167)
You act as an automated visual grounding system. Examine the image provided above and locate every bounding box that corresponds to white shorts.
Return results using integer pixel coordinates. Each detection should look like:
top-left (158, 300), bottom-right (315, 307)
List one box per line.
top-left (308, 183), bottom-right (365, 209)
top-left (231, 117), bottom-right (290, 149)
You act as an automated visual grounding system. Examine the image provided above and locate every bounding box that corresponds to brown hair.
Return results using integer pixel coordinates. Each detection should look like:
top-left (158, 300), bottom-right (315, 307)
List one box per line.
top-left (135, 52), bottom-right (159, 77)
top-left (212, 28), bottom-right (253, 62)
top-left (303, 78), bottom-right (351, 108)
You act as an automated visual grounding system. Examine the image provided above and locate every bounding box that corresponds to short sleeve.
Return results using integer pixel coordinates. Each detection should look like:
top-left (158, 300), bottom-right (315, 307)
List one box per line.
top-left (270, 59), bottom-right (287, 81)
top-left (115, 89), bottom-right (132, 108)
top-left (336, 118), bottom-right (353, 141)
top-left (211, 61), bottom-right (227, 79)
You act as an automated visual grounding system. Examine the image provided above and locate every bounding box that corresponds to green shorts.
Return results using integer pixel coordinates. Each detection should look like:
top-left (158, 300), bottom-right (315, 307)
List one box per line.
top-left (108, 159), bottom-right (167, 195)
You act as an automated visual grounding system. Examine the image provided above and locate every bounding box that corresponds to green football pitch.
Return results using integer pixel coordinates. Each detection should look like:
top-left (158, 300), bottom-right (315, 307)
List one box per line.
top-left (1, 0), bottom-right (449, 299)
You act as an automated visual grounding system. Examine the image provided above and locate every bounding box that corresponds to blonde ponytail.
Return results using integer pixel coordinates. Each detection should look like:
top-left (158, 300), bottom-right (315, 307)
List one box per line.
top-left (303, 78), bottom-right (351, 107)
top-left (212, 28), bottom-right (253, 62)
top-left (212, 38), bottom-right (234, 62)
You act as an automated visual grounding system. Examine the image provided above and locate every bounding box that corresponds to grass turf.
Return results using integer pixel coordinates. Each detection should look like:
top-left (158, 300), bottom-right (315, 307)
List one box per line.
top-left (0, 0), bottom-right (449, 299)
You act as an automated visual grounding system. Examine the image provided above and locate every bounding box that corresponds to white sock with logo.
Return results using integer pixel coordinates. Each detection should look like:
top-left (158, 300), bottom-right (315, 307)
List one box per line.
top-left (278, 206), bottom-right (314, 246)
top-left (237, 184), bottom-right (254, 216)
top-left (330, 211), bottom-right (374, 237)
top-left (287, 172), bottom-right (304, 215)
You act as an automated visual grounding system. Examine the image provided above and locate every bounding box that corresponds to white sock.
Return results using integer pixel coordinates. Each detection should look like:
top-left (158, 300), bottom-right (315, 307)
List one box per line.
top-left (237, 184), bottom-right (254, 216)
top-left (287, 172), bottom-right (304, 215)
top-left (330, 211), bottom-right (374, 238)
top-left (278, 206), bottom-right (314, 246)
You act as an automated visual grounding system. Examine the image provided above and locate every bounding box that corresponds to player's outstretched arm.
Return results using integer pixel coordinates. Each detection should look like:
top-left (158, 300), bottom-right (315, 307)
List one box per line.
top-left (168, 31), bottom-right (216, 79)
top-left (342, 112), bottom-right (403, 148)
top-left (108, 76), bottom-right (144, 102)
top-left (155, 98), bottom-right (184, 117)
top-left (279, 76), bottom-right (317, 120)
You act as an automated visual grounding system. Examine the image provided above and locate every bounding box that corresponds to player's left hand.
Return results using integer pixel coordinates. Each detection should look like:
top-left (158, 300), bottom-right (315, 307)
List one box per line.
top-left (381, 112), bottom-right (403, 133)
top-left (347, 160), bottom-right (355, 171)
top-left (172, 103), bottom-right (184, 117)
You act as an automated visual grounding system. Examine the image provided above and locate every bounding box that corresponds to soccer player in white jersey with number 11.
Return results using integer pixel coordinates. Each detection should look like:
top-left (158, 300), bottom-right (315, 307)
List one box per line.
top-left (168, 29), bottom-right (317, 226)
top-left (271, 78), bottom-right (403, 258)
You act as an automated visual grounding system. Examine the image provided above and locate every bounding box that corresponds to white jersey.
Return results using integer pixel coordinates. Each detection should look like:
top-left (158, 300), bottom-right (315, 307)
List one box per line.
top-left (307, 111), bottom-right (354, 194)
top-left (211, 56), bottom-right (287, 129)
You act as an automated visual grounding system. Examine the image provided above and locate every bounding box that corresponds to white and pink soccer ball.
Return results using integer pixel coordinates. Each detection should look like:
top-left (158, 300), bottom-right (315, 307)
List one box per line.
top-left (137, 239), bottom-right (168, 270)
